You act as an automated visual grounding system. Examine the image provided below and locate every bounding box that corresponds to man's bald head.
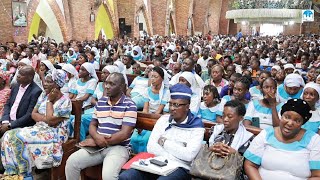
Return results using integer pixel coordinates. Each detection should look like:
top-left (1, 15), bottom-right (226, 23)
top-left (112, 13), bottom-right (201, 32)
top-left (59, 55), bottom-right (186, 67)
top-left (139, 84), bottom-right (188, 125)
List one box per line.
top-left (17, 65), bottom-right (35, 85)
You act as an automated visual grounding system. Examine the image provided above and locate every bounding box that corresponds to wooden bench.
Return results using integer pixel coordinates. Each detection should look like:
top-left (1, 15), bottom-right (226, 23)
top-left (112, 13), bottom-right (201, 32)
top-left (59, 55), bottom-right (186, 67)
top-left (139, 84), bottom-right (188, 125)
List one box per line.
top-left (80, 113), bottom-right (261, 180)
top-left (49, 100), bottom-right (82, 180)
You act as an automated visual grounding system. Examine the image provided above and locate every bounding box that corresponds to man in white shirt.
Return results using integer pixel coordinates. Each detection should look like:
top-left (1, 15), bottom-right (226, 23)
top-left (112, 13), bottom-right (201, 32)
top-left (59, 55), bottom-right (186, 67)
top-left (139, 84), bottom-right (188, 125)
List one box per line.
top-left (119, 84), bottom-right (205, 180)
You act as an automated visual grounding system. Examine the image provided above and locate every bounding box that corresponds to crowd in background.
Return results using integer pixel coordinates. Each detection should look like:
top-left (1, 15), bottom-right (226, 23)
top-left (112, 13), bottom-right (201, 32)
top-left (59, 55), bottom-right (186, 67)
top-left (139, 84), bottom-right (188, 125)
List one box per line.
top-left (0, 32), bottom-right (319, 179)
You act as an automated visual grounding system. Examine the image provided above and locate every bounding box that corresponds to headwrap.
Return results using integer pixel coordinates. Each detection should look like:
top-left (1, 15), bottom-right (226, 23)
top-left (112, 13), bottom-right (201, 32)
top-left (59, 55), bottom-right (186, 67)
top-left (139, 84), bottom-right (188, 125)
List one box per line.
top-left (62, 64), bottom-right (78, 79)
top-left (91, 47), bottom-right (100, 62)
top-left (41, 60), bottom-right (55, 71)
top-left (84, 45), bottom-right (91, 50)
top-left (19, 58), bottom-right (32, 66)
top-left (284, 73), bottom-right (305, 88)
top-left (0, 70), bottom-right (10, 81)
top-left (170, 84), bottom-right (192, 100)
top-left (102, 65), bottom-right (120, 74)
top-left (81, 62), bottom-right (98, 81)
top-left (302, 82), bottom-right (320, 104)
top-left (131, 46), bottom-right (143, 61)
top-left (280, 99), bottom-right (312, 124)
top-left (113, 60), bottom-right (128, 84)
top-left (284, 63), bottom-right (295, 70)
top-left (179, 71), bottom-right (198, 94)
top-left (271, 65), bottom-right (281, 71)
top-left (46, 69), bottom-right (67, 88)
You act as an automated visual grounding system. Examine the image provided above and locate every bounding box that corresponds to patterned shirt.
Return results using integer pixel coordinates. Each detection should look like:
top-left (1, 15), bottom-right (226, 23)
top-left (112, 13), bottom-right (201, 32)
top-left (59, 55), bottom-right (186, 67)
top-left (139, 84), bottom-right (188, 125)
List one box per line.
top-left (92, 94), bottom-right (137, 147)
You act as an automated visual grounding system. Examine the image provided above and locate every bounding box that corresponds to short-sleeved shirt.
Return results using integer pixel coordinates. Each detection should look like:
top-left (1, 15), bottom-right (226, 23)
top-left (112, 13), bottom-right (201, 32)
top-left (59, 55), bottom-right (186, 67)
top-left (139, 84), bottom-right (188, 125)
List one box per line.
top-left (244, 128), bottom-right (320, 180)
top-left (142, 86), bottom-right (169, 113)
top-left (216, 95), bottom-right (249, 117)
top-left (205, 78), bottom-right (229, 94)
top-left (302, 109), bottom-right (320, 133)
top-left (92, 95), bottom-right (137, 148)
top-left (249, 86), bottom-right (263, 100)
top-left (276, 84), bottom-right (303, 103)
top-left (71, 78), bottom-right (97, 107)
top-left (244, 100), bottom-right (283, 129)
top-left (129, 76), bottom-right (149, 96)
top-left (92, 82), bottom-right (104, 100)
top-left (61, 77), bottom-right (77, 96)
top-left (198, 102), bottom-right (219, 122)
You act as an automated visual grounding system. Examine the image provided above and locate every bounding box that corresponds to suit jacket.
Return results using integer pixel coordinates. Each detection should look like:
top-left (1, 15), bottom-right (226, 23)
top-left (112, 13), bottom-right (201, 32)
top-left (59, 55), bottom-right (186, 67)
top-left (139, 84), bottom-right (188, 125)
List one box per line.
top-left (1, 81), bottom-right (42, 128)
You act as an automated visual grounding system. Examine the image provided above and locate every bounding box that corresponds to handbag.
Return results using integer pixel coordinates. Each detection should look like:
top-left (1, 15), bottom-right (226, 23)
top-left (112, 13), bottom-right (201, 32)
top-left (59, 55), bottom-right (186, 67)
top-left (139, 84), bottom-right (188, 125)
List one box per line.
top-left (190, 144), bottom-right (244, 180)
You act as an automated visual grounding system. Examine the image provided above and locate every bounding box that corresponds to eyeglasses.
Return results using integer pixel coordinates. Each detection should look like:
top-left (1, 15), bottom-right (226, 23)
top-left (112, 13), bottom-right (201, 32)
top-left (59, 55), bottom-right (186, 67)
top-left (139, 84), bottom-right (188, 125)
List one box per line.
top-left (168, 102), bottom-right (188, 108)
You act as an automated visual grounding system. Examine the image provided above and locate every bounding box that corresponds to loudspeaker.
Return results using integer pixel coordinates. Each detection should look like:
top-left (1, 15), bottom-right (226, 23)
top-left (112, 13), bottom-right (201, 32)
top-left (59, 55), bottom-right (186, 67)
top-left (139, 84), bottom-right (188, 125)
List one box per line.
top-left (119, 18), bottom-right (125, 29)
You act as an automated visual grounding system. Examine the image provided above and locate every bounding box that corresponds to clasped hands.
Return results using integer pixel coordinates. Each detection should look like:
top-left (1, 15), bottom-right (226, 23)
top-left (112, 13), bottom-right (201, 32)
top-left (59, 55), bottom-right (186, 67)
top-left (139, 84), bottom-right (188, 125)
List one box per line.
top-left (209, 142), bottom-right (236, 158)
top-left (79, 134), bottom-right (112, 148)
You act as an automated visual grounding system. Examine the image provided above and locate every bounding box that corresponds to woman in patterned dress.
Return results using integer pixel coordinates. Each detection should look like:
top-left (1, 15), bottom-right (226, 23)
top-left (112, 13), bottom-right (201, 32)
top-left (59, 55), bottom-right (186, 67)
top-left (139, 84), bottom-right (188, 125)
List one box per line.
top-left (1, 69), bottom-right (72, 179)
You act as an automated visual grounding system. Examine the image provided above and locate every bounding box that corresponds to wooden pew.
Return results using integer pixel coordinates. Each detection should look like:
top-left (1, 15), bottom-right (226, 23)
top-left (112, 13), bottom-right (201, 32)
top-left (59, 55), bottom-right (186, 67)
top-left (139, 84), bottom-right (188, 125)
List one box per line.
top-left (81, 112), bottom-right (260, 180)
top-left (49, 100), bottom-right (82, 180)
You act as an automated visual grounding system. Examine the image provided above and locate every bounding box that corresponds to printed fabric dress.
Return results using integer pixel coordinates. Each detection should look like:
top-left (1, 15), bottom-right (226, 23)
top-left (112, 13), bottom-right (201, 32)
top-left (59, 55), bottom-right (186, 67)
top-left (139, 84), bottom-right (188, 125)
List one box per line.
top-left (1, 93), bottom-right (72, 177)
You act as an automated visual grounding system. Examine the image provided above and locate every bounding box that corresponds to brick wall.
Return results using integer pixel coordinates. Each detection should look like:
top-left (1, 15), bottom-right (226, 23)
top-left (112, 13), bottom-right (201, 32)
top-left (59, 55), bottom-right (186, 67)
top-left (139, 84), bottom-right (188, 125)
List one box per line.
top-left (193, 0), bottom-right (209, 35)
top-left (219, 0), bottom-right (229, 34)
top-left (175, 0), bottom-right (193, 36)
top-left (0, 0), bottom-right (14, 43)
top-left (151, 0), bottom-right (168, 36)
top-left (207, 0), bottom-right (222, 35)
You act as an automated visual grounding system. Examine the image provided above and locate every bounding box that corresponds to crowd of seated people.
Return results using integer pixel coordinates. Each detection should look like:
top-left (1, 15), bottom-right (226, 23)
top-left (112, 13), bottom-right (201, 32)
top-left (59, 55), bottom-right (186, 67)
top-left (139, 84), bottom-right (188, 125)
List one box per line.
top-left (0, 33), bottom-right (319, 179)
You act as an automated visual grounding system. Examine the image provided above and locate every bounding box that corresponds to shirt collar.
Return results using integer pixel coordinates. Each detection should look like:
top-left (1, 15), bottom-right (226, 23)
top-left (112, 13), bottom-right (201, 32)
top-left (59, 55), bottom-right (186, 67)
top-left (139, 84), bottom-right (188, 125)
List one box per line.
top-left (107, 94), bottom-right (125, 106)
top-left (19, 83), bottom-right (30, 90)
top-left (172, 116), bottom-right (188, 124)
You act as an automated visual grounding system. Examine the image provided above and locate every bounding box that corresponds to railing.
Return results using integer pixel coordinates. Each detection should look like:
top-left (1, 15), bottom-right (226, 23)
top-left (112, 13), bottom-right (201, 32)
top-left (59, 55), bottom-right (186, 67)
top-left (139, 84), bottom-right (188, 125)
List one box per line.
top-left (229, 0), bottom-right (312, 10)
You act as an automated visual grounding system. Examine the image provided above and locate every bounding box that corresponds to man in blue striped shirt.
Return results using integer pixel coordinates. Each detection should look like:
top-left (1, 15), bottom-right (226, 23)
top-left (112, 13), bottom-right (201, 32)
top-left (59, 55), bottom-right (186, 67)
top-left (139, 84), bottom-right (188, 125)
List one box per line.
top-left (66, 72), bottom-right (137, 180)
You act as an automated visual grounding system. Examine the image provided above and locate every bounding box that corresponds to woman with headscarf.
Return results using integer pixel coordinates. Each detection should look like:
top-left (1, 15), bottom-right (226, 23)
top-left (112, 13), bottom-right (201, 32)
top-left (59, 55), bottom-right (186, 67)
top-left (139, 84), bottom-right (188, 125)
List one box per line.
top-left (301, 82), bottom-right (320, 134)
top-left (67, 48), bottom-right (77, 64)
top-left (11, 58), bottom-right (42, 89)
top-left (277, 73), bottom-right (305, 103)
top-left (70, 62), bottom-right (98, 109)
top-left (142, 66), bottom-right (170, 114)
top-left (244, 99), bottom-right (320, 180)
top-left (131, 46), bottom-right (144, 61)
top-left (91, 47), bottom-right (101, 63)
top-left (171, 71), bottom-right (201, 115)
top-left (0, 71), bottom-right (10, 119)
top-left (62, 64), bottom-right (78, 97)
top-left (1, 69), bottom-right (72, 179)
top-left (72, 65), bottom-right (120, 141)
top-left (114, 60), bottom-right (128, 85)
top-left (39, 60), bottom-right (55, 87)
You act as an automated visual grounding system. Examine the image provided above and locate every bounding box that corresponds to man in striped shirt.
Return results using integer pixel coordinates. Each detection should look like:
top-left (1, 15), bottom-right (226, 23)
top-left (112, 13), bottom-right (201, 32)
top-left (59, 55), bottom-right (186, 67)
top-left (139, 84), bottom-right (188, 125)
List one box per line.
top-left (66, 72), bottom-right (137, 180)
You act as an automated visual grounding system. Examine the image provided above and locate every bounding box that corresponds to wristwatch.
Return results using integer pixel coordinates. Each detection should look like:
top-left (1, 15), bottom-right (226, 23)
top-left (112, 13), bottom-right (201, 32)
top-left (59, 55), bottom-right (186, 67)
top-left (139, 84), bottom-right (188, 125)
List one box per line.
top-left (46, 100), bottom-right (53, 103)
top-left (7, 123), bottom-right (11, 130)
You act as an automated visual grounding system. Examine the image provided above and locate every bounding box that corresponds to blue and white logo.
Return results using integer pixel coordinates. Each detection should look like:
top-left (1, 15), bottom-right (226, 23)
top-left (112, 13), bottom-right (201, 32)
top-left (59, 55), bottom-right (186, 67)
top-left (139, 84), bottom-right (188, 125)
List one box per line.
top-left (302, 10), bottom-right (314, 22)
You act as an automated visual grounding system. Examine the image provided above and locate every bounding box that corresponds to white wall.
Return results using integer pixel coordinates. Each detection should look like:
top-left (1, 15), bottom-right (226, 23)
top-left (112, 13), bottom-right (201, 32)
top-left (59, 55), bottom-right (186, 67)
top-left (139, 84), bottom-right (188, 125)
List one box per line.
top-left (36, 0), bottom-right (64, 43)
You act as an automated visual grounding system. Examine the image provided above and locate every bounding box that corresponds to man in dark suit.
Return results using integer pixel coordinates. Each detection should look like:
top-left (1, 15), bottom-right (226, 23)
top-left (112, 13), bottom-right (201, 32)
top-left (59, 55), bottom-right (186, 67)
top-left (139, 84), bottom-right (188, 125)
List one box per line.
top-left (1, 65), bottom-right (42, 135)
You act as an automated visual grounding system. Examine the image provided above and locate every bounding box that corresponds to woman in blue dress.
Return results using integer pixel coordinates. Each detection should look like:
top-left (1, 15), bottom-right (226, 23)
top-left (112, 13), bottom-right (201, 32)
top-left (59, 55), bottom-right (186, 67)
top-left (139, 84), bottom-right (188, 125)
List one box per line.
top-left (249, 71), bottom-right (271, 100)
top-left (277, 73), bottom-right (305, 103)
top-left (198, 85), bottom-right (220, 122)
top-left (216, 76), bottom-right (251, 123)
top-left (142, 66), bottom-right (169, 114)
top-left (301, 82), bottom-right (320, 134)
top-left (244, 99), bottom-right (320, 180)
top-left (244, 77), bottom-right (283, 130)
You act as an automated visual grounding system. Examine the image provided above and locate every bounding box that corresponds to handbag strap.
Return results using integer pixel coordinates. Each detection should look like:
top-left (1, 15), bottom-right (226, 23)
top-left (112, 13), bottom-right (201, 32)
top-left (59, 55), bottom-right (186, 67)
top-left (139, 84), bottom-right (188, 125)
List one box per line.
top-left (208, 152), bottom-right (229, 170)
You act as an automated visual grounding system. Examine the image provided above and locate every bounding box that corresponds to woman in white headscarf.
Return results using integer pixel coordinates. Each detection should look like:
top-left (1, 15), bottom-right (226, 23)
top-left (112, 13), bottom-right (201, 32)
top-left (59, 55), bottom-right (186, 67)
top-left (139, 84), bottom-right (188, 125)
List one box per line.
top-left (301, 82), bottom-right (320, 134)
top-left (39, 60), bottom-right (55, 88)
top-left (11, 58), bottom-right (42, 89)
top-left (131, 46), bottom-right (144, 61)
top-left (69, 62), bottom-right (97, 109)
top-left (177, 71), bottom-right (201, 114)
top-left (114, 60), bottom-right (128, 85)
top-left (62, 64), bottom-right (78, 97)
top-left (91, 47), bottom-right (101, 63)
top-left (276, 73), bottom-right (305, 103)
top-left (73, 65), bottom-right (120, 141)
